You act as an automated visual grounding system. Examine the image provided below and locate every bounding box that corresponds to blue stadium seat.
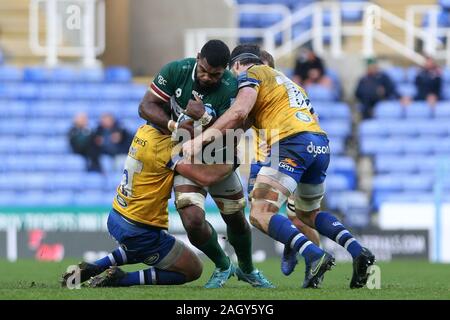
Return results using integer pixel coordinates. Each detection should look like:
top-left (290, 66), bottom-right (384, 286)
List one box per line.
top-left (360, 137), bottom-right (404, 155)
top-left (372, 175), bottom-right (404, 193)
top-left (50, 67), bottom-right (79, 82)
top-left (326, 190), bottom-right (370, 227)
top-left (43, 191), bottom-right (74, 205)
top-left (431, 139), bottom-right (450, 154)
top-left (416, 121), bottom-right (449, 137)
top-left (37, 84), bottom-right (72, 99)
top-left (83, 173), bottom-right (107, 190)
top-left (375, 156), bottom-right (411, 174)
top-left (305, 84), bottom-right (336, 101)
top-left (406, 66), bottom-right (419, 83)
top-left (314, 102), bottom-right (351, 120)
top-left (405, 102), bottom-right (433, 118)
top-left (0, 83), bottom-right (39, 100)
top-left (403, 139), bottom-right (434, 154)
top-left (51, 174), bottom-right (84, 190)
top-left (341, 1), bottom-right (366, 22)
top-left (326, 174), bottom-right (353, 191)
top-left (403, 174), bottom-right (434, 192)
top-left (72, 191), bottom-right (111, 205)
top-left (442, 85), bottom-right (450, 99)
top-left (328, 156), bottom-right (356, 188)
top-left (374, 101), bottom-right (403, 119)
top-left (78, 68), bottom-right (104, 82)
top-left (435, 102), bottom-right (450, 118)
top-left (0, 120), bottom-right (27, 136)
top-left (0, 101), bottom-right (28, 118)
top-left (0, 65), bottom-right (23, 82)
top-left (385, 121), bottom-right (418, 137)
top-left (397, 83), bottom-right (416, 97)
top-left (359, 120), bottom-right (386, 138)
top-left (0, 136), bottom-right (18, 154)
top-left (129, 84), bottom-right (147, 100)
top-left (385, 66), bottom-right (406, 84)
top-left (105, 66), bottom-right (132, 83)
top-left (15, 191), bottom-right (49, 205)
top-left (23, 67), bottom-right (52, 82)
top-left (0, 192), bottom-right (19, 205)
top-left (321, 121), bottom-right (351, 138)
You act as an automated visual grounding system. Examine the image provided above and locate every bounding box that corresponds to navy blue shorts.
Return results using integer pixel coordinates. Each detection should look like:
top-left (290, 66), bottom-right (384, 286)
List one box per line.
top-left (107, 209), bottom-right (176, 266)
top-left (258, 132), bottom-right (330, 193)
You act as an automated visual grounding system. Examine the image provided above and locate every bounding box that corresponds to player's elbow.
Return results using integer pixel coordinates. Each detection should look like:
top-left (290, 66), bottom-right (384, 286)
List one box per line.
top-left (233, 108), bottom-right (248, 122)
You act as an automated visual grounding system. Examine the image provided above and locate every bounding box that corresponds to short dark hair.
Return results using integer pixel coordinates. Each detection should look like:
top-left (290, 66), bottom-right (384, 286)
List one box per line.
top-left (199, 40), bottom-right (230, 68)
top-left (260, 50), bottom-right (275, 68)
top-left (230, 44), bottom-right (262, 67)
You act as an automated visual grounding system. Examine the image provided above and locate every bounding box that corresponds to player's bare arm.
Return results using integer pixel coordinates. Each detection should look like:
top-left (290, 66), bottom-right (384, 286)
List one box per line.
top-left (138, 91), bottom-right (172, 135)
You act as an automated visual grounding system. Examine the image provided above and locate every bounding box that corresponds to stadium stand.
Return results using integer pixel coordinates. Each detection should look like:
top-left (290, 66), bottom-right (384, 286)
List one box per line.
top-left (0, 66), bottom-right (146, 207)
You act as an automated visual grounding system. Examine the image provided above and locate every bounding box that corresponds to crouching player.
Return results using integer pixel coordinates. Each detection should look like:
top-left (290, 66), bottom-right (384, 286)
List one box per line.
top-left (61, 124), bottom-right (234, 287)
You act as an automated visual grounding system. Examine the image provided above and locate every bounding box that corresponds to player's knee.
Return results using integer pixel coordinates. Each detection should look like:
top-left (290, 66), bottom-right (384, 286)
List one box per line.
top-left (214, 197), bottom-right (246, 215)
top-left (175, 192), bottom-right (205, 211)
top-left (187, 257), bottom-right (203, 282)
top-left (180, 206), bottom-right (207, 233)
top-left (295, 208), bottom-right (320, 227)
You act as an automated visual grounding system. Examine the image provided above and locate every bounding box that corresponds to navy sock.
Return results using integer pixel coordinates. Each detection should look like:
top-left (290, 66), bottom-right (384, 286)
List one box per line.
top-left (315, 212), bottom-right (363, 259)
top-left (118, 267), bottom-right (186, 286)
top-left (94, 247), bottom-right (127, 270)
top-left (268, 214), bottom-right (324, 263)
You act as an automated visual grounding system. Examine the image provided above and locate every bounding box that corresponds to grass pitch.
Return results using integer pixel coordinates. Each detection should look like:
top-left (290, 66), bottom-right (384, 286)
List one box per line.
top-left (0, 258), bottom-right (449, 300)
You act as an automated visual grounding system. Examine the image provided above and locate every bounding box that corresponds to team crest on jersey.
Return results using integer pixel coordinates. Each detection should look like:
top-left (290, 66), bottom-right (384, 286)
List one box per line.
top-left (144, 253), bottom-right (160, 265)
top-left (295, 112), bottom-right (312, 123)
top-left (116, 195), bottom-right (128, 208)
top-left (129, 146), bottom-right (137, 157)
top-left (175, 88), bottom-right (182, 98)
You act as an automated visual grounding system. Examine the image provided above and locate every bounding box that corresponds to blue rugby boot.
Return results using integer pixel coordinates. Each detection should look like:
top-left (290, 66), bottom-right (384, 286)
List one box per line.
top-left (236, 268), bottom-right (275, 288)
top-left (281, 245), bottom-right (298, 276)
top-left (204, 262), bottom-right (236, 289)
top-left (302, 252), bottom-right (335, 289)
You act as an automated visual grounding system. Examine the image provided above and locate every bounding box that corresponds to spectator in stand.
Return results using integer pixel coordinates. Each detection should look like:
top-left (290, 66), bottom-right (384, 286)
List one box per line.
top-left (355, 57), bottom-right (406, 119)
top-left (93, 113), bottom-right (132, 169)
top-left (415, 56), bottom-right (442, 106)
top-left (68, 112), bottom-right (101, 172)
top-left (292, 47), bottom-right (332, 87)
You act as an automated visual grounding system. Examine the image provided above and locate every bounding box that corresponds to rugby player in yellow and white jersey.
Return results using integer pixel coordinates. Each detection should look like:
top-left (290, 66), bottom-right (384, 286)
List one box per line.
top-left (184, 44), bottom-right (375, 289)
top-left (62, 124), bottom-right (233, 288)
top-left (247, 50), bottom-right (322, 277)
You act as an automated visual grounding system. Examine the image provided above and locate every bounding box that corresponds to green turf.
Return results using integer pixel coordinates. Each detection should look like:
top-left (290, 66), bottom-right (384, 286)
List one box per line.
top-left (0, 258), bottom-right (449, 300)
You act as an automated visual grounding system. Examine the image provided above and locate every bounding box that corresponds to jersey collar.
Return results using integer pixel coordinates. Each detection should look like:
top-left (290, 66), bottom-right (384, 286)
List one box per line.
top-left (191, 62), bottom-right (197, 81)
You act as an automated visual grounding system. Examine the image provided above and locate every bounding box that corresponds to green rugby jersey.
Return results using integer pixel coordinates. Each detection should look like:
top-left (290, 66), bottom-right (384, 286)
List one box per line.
top-left (149, 58), bottom-right (237, 120)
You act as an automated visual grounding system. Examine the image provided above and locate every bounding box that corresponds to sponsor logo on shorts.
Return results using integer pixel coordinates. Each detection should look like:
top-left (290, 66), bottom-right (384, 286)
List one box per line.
top-left (306, 141), bottom-right (330, 158)
top-left (116, 195), bottom-right (128, 208)
top-left (144, 253), bottom-right (160, 266)
top-left (278, 158), bottom-right (297, 173)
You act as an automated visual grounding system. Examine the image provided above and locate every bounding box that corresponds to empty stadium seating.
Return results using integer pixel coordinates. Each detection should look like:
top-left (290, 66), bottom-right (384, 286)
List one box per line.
top-left (360, 100), bottom-right (450, 209)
